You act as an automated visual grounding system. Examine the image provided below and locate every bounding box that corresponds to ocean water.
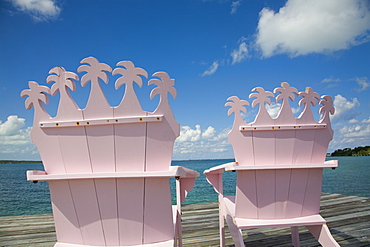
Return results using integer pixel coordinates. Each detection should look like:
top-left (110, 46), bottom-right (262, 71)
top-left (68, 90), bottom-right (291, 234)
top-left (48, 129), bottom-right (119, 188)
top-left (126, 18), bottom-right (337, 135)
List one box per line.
top-left (0, 156), bottom-right (369, 217)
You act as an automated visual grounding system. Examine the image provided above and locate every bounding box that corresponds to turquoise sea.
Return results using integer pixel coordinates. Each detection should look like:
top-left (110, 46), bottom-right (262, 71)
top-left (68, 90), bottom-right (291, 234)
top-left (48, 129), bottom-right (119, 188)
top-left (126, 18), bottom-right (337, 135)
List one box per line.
top-left (0, 156), bottom-right (369, 217)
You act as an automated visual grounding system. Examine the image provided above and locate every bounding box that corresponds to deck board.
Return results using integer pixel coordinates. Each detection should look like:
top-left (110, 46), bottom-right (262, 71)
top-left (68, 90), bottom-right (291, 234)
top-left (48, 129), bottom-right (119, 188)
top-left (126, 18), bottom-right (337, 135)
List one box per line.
top-left (0, 193), bottom-right (369, 246)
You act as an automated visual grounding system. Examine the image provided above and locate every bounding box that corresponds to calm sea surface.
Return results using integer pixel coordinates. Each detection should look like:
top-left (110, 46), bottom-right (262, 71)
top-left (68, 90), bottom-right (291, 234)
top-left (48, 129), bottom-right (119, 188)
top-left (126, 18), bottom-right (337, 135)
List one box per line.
top-left (0, 156), bottom-right (369, 217)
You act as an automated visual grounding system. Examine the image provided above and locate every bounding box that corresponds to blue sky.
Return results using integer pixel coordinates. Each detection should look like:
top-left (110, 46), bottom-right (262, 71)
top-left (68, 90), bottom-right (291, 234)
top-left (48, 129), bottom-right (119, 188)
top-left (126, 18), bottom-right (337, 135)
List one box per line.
top-left (1, 0), bottom-right (370, 160)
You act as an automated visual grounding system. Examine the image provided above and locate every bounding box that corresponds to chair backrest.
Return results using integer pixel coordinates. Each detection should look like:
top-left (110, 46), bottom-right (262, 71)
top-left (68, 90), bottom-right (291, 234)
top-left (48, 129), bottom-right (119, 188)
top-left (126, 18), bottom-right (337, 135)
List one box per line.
top-left (21, 57), bottom-right (181, 246)
top-left (226, 82), bottom-right (335, 220)
top-left (22, 57), bottom-right (179, 174)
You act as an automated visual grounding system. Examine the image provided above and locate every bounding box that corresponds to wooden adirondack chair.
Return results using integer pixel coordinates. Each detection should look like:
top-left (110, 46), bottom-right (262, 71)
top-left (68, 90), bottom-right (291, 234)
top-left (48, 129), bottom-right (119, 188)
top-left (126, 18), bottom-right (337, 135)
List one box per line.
top-left (21, 57), bottom-right (199, 247)
top-left (204, 82), bottom-right (339, 247)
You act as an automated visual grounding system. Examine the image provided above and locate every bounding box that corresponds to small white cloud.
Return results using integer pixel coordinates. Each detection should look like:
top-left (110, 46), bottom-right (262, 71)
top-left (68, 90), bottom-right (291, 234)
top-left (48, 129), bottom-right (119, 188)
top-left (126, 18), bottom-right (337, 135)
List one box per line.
top-left (353, 77), bottom-right (370, 92)
top-left (202, 61), bottom-right (219, 76)
top-left (231, 0), bottom-right (241, 14)
top-left (329, 123), bottom-right (370, 151)
top-left (201, 126), bottom-right (215, 139)
top-left (321, 76), bottom-right (341, 83)
top-left (362, 117), bottom-right (370, 123)
top-left (10, 0), bottom-right (61, 21)
top-left (349, 119), bottom-right (359, 123)
top-left (265, 102), bottom-right (281, 119)
top-left (211, 147), bottom-right (229, 152)
top-left (332, 94), bottom-right (360, 122)
top-left (209, 128), bottom-right (230, 141)
top-left (192, 61), bottom-right (208, 66)
top-left (255, 0), bottom-right (370, 57)
top-left (321, 76), bottom-right (341, 89)
top-left (231, 42), bottom-right (249, 64)
top-left (339, 124), bottom-right (370, 138)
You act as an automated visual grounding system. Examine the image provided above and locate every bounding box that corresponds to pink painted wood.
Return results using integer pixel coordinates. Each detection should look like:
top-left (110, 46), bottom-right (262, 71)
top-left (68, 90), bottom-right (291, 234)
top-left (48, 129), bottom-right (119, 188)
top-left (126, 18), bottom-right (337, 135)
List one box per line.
top-left (205, 82), bottom-right (339, 247)
top-left (113, 60), bottom-right (148, 173)
top-left (22, 57), bottom-right (199, 247)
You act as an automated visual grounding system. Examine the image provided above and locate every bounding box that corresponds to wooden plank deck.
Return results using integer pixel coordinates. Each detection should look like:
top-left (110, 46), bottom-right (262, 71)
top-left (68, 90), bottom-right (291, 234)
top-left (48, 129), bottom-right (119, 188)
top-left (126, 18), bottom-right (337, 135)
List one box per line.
top-left (1, 193), bottom-right (369, 246)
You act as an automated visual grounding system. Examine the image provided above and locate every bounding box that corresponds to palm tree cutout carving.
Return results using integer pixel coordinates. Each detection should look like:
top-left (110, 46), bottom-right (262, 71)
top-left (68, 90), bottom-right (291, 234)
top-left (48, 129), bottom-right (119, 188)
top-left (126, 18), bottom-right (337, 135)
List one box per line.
top-left (77, 57), bottom-right (112, 111)
top-left (47, 66), bottom-right (79, 117)
top-left (225, 96), bottom-right (249, 126)
top-left (274, 82), bottom-right (298, 121)
top-left (249, 87), bottom-right (274, 123)
top-left (298, 87), bottom-right (320, 123)
top-left (149, 72), bottom-right (177, 112)
top-left (319, 95), bottom-right (335, 123)
top-left (20, 81), bottom-right (51, 121)
top-left (113, 61), bottom-right (148, 114)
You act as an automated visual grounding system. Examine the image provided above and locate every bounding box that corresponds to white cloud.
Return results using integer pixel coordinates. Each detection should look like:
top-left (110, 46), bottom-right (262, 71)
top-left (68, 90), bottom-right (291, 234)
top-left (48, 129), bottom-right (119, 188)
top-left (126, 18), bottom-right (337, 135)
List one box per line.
top-left (321, 76), bottom-right (341, 89)
top-left (231, 42), bottom-right (249, 64)
top-left (265, 102), bottom-right (281, 119)
top-left (0, 115), bottom-right (39, 160)
top-left (255, 0), bottom-right (370, 57)
top-left (231, 0), bottom-right (241, 14)
top-left (201, 126), bottom-right (215, 139)
top-left (209, 128), bottom-right (229, 141)
top-left (321, 76), bottom-right (341, 83)
top-left (177, 125), bottom-right (218, 142)
top-left (202, 61), bottom-right (219, 76)
top-left (0, 115), bottom-right (31, 146)
top-left (324, 117), bottom-right (370, 152)
top-left (10, 0), bottom-right (61, 21)
top-left (174, 125), bottom-right (232, 160)
top-left (353, 76), bottom-right (370, 92)
top-left (332, 94), bottom-right (360, 122)
top-left (362, 117), bottom-right (370, 123)
top-left (328, 126), bottom-right (370, 151)
top-left (0, 115), bottom-right (26, 136)
top-left (177, 125), bottom-right (202, 142)
top-left (334, 123), bottom-right (370, 148)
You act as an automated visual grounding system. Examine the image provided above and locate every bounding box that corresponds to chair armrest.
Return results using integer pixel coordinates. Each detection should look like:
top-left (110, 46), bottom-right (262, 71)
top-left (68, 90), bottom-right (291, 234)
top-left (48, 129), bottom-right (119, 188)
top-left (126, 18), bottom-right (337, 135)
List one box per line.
top-left (225, 160), bottom-right (338, 171)
top-left (170, 166), bottom-right (200, 178)
top-left (171, 166), bottom-right (200, 203)
top-left (203, 162), bottom-right (236, 174)
top-left (203, 162), bottom-right (236, 195)
top-left (27, 167), bottom-right (200, 204)
top-left (27, 167), bottom-right (199, 182)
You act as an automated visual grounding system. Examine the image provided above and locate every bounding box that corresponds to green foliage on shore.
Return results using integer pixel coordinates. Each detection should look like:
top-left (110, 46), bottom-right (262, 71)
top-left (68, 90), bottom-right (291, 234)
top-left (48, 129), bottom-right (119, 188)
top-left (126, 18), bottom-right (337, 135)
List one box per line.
top-left (331, 146), bottom-right (370, 156)
top-left (0, 160), bottom-right (42, 164)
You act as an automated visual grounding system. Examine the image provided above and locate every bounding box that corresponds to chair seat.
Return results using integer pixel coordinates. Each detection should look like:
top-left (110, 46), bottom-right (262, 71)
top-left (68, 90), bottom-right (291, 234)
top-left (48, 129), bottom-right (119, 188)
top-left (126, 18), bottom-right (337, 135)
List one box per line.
top-left (223, 196), bottom-right (326, 229)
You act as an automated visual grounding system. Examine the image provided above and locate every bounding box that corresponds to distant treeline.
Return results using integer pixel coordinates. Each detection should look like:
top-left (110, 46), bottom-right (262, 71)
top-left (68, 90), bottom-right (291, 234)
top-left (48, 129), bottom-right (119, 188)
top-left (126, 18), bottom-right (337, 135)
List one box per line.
top-left (331, 146), bottom-right (370, 156)
top-left (0, 160), bottom-right (42, 164)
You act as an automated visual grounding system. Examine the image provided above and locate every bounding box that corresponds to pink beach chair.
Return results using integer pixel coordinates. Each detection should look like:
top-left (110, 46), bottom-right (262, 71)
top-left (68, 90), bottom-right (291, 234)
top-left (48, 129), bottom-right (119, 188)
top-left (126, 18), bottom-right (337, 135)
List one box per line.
top-left (21, 57), bottom-right (199, 247)
top-left (204, 82), bottom-right (339, 247)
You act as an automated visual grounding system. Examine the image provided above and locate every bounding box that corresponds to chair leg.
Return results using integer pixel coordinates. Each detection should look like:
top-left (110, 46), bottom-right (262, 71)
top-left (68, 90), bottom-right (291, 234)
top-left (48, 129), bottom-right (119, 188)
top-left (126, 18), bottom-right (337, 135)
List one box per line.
top-left (172, 204), bottom-right (181, 247)
top-left (176, 213), bottom-right (182, 247)
top-left (220, 213), bottom-right (225, 247)
top-left (291, 226), bottom-right (300, 247)
top-left (306, 224), bottom-right (340, 247)
top-left (219, 194), bottom-right (225, 247)
top-left (174, 229), bottom-right (178, 247)
top-left (225, 215), bottom-right (245, 247)
top-left (175, 179), bottom-right (182, 247)
top-left (175, 215), bottom-right (182, 247)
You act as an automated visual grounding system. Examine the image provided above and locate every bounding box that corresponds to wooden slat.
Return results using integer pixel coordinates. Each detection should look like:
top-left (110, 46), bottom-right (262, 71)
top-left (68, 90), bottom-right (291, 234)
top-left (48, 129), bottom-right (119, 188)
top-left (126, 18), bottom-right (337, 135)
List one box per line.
top-left (0, 193), bottom-right (369, 246)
